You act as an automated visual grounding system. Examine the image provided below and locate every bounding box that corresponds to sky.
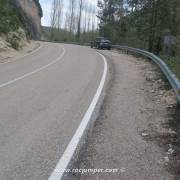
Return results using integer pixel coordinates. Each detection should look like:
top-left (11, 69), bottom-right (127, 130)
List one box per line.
top-left (39, 0), bottom-right (98, 27)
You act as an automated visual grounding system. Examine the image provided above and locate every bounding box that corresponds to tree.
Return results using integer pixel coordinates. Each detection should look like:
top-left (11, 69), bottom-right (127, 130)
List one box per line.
top-left (69, 0), bottom-right (76, 33)
top-left (87, 3), bottom-right (93, 33)
top-left (50, 0), bottom-right (63, 38)
top-left (50, 0), bottom-right (58, 33)
top-left (97, 0), bottom-right (124, 41)
top-left (57, 0), bottom-right (64, 31)
top-left (77, 0), bottom-right (83, 40)
top-left (83, 1), bottom-right (89, 33)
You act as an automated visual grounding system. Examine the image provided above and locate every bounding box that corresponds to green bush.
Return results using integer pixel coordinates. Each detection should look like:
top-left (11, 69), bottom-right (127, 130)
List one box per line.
top-left (0, 0), bottom-right (22, 33)
top-left (7, 28), bottom-right (27, 50)
top-left (7, 32), bottom-right (20, 49)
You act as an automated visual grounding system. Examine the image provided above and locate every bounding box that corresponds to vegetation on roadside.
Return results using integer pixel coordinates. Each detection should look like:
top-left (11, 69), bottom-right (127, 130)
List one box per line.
top-left (161, 55), bottom-right (180, 79)
top-left (0, 0), bottom-right (29, 50)
top-left (0, 0), bottom-right (23, 33)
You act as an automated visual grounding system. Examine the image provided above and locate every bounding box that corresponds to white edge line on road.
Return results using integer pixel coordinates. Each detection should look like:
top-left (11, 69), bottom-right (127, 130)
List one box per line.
top-left (49, 52), bottom-right (108, 180)
top-left (0, 47), bottom-right (66, 88)
top-left (1, 42), bottom-right (43, 65)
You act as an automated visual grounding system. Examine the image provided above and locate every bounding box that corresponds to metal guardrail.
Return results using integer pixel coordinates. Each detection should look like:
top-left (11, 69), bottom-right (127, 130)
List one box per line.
top-left (112, 45), bottom-right (180, 102)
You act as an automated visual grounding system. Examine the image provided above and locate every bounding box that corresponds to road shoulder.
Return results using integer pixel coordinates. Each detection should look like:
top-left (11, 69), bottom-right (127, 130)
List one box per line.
top-left (67, 50), bottom-right (178, 180)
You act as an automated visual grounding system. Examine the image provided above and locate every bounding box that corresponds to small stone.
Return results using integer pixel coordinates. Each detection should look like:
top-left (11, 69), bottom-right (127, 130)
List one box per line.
top-left (167, 148), bottom-right (174, 155)
top-left (141, 132), bottom-right (149, 137)
top-left (167, 129), bottom-right (177, 135)
top-left (151, 90), bottom-right (155, 93)
top-left (164, 156), bottom-right (169, 163)
top-left (159, 90), bottom-right (164, 95)
top-left (146, 75), bottom-right (154, 82)
top-left (120, 167), bottom-right (126, 173)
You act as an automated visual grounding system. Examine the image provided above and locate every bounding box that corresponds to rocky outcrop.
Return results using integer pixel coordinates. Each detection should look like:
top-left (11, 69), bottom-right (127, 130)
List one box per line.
top-left (34, 0), bottom-right (43, 17)
top-left (11, 0), bottom-right (43, 39)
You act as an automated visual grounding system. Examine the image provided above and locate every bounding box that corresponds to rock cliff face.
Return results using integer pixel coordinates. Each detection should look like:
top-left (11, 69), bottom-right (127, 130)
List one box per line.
top-left (12, 0), bottom-right (43, 39)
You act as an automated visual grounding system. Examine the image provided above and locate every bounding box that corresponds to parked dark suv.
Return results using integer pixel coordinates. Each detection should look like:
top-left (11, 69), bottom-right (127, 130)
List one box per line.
top-left (91, 37), bottom-right (111, 50)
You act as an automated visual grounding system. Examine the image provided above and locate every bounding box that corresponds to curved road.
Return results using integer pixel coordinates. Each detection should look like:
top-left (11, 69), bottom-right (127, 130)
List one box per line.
top-left (0, 42), bottom-right (105, 180)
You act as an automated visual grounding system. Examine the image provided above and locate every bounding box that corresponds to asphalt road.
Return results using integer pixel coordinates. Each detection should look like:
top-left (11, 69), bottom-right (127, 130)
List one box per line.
top-left (0, 42), bottom-right (105, 180)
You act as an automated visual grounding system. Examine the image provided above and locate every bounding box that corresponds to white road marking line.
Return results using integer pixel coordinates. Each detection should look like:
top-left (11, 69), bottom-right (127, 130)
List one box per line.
top-left (0, 47), bottom-right (66, 88)
top-left (49, 52), bottom-right (108, 180)
top-left (1, 42), bottom-right (43, 65)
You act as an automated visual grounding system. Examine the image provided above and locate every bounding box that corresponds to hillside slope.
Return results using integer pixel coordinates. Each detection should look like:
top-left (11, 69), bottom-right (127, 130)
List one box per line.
top-left (0, 0), bottom-right (42, 51)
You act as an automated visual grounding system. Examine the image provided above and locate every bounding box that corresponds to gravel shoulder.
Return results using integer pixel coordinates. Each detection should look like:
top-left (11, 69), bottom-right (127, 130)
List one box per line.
top-left (0, 40), bottom-right (40, 63)
top-left (67, 50), bottom-right (178, 180)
